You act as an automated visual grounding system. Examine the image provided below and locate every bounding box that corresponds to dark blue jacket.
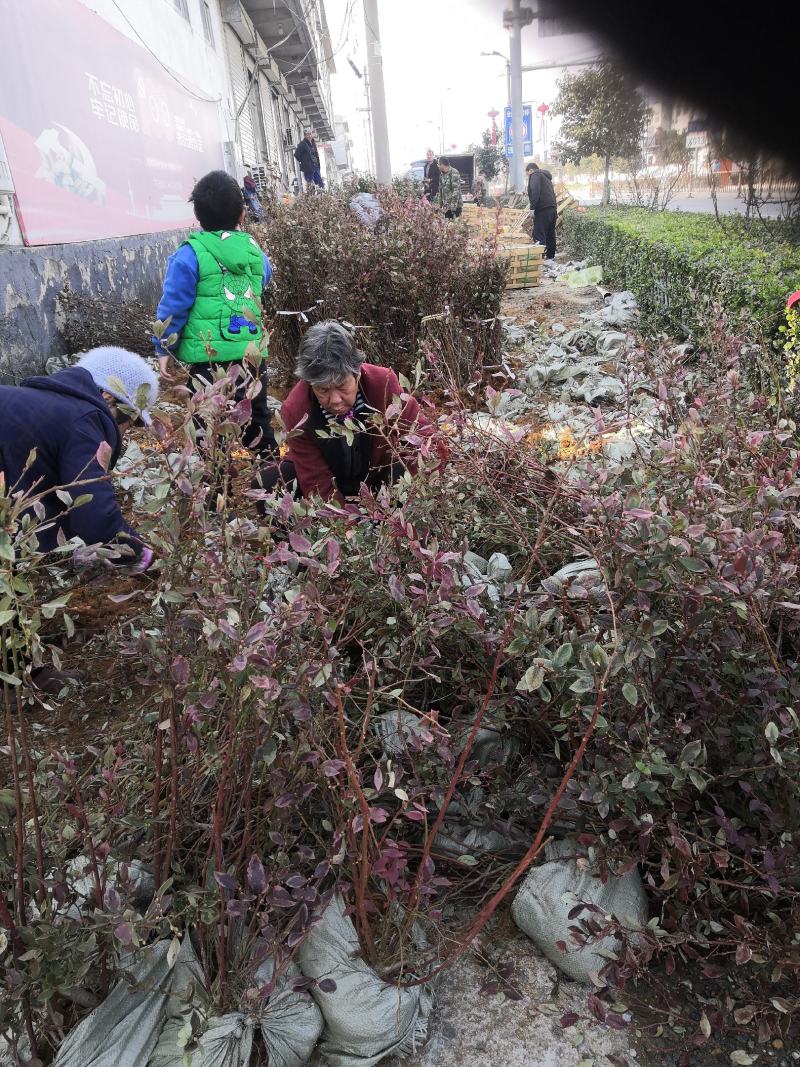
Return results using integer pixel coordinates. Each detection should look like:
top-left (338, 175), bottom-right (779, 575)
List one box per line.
top-left (293, 137), bottom-right (320, 175)
top-left (0, 367), bottom-right (140, 554)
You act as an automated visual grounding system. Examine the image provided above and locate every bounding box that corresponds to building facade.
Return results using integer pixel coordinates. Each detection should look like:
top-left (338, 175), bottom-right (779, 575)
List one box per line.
top-left (330, 116), bottom-right (356, 185)
top-left (0, 0), bottom-right (335, 376)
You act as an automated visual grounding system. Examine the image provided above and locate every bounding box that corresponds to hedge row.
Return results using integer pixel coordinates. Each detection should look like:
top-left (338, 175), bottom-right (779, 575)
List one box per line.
top-left (561, 207), bottom-right (800, 347)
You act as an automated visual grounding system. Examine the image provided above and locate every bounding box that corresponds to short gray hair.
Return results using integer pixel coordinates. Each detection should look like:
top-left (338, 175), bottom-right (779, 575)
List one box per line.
top-left (295, 321), bottom-right (365, 387)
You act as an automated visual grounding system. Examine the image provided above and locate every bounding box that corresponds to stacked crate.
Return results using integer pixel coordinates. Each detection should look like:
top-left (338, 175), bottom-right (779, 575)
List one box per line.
top-left (501, 243), bottom-right (545, 289)
top-left (462, 206), bottom-right (544, 289)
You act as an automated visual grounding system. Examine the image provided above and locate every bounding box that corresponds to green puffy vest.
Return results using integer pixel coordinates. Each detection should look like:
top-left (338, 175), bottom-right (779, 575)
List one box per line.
top-left (177, 230), bottom-right (265, 364)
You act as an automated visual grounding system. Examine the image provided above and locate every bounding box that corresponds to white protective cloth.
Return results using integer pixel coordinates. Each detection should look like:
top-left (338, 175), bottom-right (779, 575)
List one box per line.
top-left (149, 943), bottom-right (323, 1067)
top-left (348, 193), bottom-right (382, 230)
top-left (56, 936), bottom-right (324, 1067)
top-left (255, 958), bottom-right (324, 1067)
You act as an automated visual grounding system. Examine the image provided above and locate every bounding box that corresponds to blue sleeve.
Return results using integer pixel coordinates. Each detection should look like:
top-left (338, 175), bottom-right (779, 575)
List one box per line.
top-left (153, 244), bottom-right (199, 353)
top-left (262, 252), bottom-right (273, 287)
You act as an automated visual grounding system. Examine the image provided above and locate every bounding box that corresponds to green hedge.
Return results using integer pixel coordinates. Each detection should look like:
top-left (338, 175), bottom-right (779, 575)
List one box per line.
top-left (561, 207), bottom-right (800, 347)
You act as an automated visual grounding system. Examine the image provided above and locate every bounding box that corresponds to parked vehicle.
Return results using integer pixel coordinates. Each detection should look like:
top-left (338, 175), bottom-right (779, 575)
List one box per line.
top-left (407, 154), bottom-right (475, 195)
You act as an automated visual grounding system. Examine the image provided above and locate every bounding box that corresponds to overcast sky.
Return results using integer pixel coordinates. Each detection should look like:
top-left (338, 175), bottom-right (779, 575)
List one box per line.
top-left (324, 0), bottom-right (600, 174)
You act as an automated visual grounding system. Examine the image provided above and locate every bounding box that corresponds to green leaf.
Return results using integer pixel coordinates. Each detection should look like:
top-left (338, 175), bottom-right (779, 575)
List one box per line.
top-left (569, 673), bottom-right (595, 694)
top-left (517, 664), bottom-right (545, 692)
top-left (622, 683), bottom-right (638, 706)
top-left (590, 644), bottom-right (609, 670)
top-left (680, 556), bottom-right (708, 573)
top-left (687, 769), bottom-right (707, 792)
top-left (678, 739), bottom-right (704, 766)
top-left (552, 643), bottom-right (573, 669)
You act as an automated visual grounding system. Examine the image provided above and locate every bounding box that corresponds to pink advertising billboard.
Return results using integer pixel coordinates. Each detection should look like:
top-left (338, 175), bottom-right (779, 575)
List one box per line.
top-left (0, 0), bottom-right (224, 244)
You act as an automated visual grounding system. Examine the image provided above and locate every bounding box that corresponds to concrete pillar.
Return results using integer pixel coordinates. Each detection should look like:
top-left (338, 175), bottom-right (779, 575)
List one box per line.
top-left (363, 0), bottom-right (392, 183)
top-left (504, 1), bottom-right (533, 193)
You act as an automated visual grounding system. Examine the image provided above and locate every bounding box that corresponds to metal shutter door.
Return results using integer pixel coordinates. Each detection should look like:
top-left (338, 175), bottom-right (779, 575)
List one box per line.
top-left (225, 26), bottom-right (256, 167)
top-left (260, 79), bottom-right (281, 168)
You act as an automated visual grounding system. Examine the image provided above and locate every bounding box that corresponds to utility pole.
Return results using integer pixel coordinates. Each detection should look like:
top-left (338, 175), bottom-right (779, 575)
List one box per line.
top-left (504, 1), bottom-right (533, 193)
top-left (363, 0), bottom-right (391, 183)
top-left (349, 56), bottom-right (375, 176)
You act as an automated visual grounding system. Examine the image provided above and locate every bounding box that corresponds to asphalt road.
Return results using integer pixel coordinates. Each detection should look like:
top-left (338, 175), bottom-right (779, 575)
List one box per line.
top-left (581, 193), bottom-right (796, 218)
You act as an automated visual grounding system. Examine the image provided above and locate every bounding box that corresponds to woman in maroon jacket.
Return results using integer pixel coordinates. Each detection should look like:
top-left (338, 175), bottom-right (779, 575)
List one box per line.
top-left (256, 320), bottom-right (436, 505)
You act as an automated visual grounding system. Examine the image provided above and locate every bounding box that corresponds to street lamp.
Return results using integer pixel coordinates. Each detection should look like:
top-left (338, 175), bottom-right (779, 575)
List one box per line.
top-left (481, 50), bottom-right (511, 109)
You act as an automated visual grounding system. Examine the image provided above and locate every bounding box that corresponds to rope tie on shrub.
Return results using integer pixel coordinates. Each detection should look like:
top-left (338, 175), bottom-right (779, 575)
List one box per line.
top-left (276, 300), bottom-right (324, 323)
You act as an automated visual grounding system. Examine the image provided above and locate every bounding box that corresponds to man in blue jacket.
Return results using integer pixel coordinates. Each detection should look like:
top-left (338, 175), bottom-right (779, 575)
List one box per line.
top-left (0, 346), bottom-right (157, 690)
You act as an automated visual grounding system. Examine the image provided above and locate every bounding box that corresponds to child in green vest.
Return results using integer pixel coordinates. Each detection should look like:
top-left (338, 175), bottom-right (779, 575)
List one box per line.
top-left (154, 169), bottom-right (278, 461)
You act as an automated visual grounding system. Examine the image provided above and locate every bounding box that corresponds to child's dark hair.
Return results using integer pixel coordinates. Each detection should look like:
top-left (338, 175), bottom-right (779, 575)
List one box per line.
top-left (189, 170), bottom-right (244, 231)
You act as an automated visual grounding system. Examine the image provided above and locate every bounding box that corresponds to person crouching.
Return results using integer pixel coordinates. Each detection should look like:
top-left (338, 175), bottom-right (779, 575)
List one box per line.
top-left (255, 321), bottom-right (437, 506)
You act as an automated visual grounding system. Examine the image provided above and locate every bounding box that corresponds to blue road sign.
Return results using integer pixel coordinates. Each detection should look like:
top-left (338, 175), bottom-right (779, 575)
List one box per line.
top-left (504, 105), bottom-right (533, 157)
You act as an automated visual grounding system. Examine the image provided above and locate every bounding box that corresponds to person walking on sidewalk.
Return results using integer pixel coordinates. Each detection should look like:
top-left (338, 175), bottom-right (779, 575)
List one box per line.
top-left (526, 162), bottom-right (557, 259)
top-left (436, 157), bottom-right (462, 219)
top-left (154, 169), bottom-right (278, 480)
top-left (294, 130), bottom-right (325, 192)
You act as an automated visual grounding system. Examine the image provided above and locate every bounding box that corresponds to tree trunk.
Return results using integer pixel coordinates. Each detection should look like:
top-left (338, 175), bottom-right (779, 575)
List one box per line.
top-left (602, 155), bottom-right (610, 210)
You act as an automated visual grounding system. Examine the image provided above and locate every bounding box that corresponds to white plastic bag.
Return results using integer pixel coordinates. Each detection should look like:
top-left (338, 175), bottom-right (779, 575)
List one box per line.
top-left (297, 896), bottom-right (431, 1067)
top-left (372, 710), bottom-right (427, 755)
top-left (511, 840), bottom-right (648, 983)
top-left (348, 193), bottom-right (382, 229)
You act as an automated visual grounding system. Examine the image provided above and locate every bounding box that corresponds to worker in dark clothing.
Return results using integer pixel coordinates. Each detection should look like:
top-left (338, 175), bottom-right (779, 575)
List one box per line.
top-left (0, 346), bottom-right (157, 691)
top-left (294, 130), bottom-right (324, 191)
top-left (422, 149), bottom-right (440, 202)
top-left (526, 162), bottom-right (557, 259)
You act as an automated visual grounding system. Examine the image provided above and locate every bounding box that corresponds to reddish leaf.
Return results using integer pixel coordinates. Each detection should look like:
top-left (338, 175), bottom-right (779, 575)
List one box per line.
top-left (289, 532), bottom-right (312, 553)
top-left (735, 943), bottom-right (752, 966)
top-left (247, 854), bottom-right (267, 894)
top-left (114, 922), bottom-right (134, 946)
top-left (96, 440), bottom-right (113, 470)
top-left (587, 993), bottom-right (606, 1022)
top-left (171, 655), bottom-right (189, 684)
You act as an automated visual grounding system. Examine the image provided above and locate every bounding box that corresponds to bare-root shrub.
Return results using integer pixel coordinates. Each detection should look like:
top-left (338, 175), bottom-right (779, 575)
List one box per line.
top-left (3, 327), bottom-right (800, 1058)
top-left (250, 191), bottom-right (507, 387)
